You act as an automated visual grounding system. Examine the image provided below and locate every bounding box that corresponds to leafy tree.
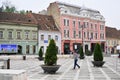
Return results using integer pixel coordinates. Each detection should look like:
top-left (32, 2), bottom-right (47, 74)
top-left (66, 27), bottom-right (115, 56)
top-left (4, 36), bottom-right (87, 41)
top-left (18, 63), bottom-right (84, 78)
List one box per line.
top-left (44, 39), bottom-right (57, 65)
top-left (1, 0), bottom-right (26, 14)
top-left (19, 10), bottom-right (26, 14)
top-left (94, 43), bottom-right (103, 61)
top-left (2, 0), bottom-right (17, 13)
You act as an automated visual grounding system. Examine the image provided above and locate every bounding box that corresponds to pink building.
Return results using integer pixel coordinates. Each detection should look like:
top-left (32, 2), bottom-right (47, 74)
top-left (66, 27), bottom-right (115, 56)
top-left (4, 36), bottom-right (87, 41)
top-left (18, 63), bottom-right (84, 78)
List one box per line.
top-left (47, 1), bottom-right (106, 54)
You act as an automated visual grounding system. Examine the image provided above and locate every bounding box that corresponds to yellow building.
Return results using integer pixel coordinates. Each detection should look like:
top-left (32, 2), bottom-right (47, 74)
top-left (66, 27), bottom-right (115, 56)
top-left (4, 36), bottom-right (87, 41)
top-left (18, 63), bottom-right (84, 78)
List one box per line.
top-left (106, 27), bottom-right (120, 54)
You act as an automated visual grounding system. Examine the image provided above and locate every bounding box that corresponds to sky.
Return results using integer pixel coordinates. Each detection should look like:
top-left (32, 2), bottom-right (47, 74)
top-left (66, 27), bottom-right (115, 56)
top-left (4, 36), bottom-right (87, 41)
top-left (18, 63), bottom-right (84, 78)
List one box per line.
top-left (0, 0), bottom-right (120, 29)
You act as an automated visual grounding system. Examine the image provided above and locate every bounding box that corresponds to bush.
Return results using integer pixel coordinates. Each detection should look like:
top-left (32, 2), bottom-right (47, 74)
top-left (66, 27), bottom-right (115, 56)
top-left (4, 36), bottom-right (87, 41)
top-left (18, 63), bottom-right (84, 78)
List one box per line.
top-left (38, 47), bottom-right (43, 58)
top-left (44, 39), bottom-right (57, 65)
top-left (79, 46), bottom-right (84, 59)
top-left (94, 43), bottom-right (103, 61)
top-left (85, 50), bottom-right (92, 56)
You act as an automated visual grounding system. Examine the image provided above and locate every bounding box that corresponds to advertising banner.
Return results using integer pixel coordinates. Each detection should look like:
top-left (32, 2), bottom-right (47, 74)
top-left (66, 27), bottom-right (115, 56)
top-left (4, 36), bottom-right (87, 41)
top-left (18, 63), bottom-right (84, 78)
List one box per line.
top-left (0, 44), bottom-right (18, 53)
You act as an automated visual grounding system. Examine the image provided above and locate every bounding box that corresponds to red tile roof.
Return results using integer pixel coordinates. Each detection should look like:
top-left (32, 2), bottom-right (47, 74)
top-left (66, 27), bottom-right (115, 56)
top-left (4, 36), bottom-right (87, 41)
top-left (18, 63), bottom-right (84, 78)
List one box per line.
top-left (106, 26), bottom-right (120, 39)
top-left (0, 12), bottom-right (37, 25)
top-left (31, 13), bottom-right (59, 31)
top-left (0, 12), bottom-right (59, 31)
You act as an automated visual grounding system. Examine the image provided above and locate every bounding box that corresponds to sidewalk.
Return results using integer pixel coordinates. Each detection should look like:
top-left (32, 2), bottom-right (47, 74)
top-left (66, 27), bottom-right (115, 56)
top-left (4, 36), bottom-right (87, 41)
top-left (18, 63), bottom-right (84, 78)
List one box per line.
top-left (7, 55), bottom-right (120, 80)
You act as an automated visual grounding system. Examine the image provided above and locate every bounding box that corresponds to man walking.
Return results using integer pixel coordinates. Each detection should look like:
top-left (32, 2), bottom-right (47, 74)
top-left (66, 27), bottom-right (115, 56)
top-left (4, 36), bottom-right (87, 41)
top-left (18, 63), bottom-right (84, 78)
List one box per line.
top-left (73, 50), bottom-right (80, 69)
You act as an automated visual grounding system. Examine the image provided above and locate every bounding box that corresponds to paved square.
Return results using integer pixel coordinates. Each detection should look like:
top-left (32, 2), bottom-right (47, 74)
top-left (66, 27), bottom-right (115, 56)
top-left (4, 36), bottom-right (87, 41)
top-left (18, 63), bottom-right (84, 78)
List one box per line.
top-left (7, 55), bottom-right (120, 80)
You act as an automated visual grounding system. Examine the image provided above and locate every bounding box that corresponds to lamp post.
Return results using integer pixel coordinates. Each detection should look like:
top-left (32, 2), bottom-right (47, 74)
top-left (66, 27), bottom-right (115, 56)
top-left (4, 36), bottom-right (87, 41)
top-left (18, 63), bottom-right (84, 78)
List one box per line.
top-left (75, 34), bottom-right (78, 51)
top-left (81, 25), bottom-right (84, 52)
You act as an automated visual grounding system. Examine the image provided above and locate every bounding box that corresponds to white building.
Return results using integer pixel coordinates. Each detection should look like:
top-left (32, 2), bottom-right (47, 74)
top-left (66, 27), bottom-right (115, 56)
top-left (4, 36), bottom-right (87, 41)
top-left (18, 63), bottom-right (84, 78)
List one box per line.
top-left (31, 13), bottom-right (61, 54)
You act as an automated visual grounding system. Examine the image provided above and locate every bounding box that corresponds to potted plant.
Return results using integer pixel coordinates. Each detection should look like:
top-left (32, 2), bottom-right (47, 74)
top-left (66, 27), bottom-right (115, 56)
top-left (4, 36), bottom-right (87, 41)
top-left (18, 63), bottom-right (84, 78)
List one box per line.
top-left (92, 43), bottom-right (105, 67)
top-left (85, 50), bottom-right (92, 56)
top-left (41, 39), bottom-right (60, 74)
top-left (38, 46), bottom-right (44, 60)
top-left (79, 46), bottom-right (85, 59)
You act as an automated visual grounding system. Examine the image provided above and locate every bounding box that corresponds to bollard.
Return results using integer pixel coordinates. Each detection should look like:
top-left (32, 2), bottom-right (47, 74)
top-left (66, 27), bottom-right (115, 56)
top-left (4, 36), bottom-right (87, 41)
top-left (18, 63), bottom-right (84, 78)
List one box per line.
top-left (23, 55), bottom-right (26, 60)
top-left (7, 59), bottom-right (10, 69)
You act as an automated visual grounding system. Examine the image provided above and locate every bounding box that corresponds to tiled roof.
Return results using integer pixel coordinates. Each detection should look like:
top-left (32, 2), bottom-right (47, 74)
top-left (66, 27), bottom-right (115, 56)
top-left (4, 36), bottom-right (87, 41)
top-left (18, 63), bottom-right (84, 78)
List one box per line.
top-left (106, 26), bottom-right (120, 39)
top-left (0, 12), bottom-right (60, 31)
top-left (31, 13), bottom-right (59, 31)
top-left (0, 12), bottom-right (37, 25)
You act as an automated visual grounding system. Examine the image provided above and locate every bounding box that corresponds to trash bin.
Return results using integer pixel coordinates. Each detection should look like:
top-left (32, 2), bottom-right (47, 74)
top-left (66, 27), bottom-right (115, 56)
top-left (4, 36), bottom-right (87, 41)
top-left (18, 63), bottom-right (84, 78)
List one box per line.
top-left (23, 55), bottom-right (26, 60)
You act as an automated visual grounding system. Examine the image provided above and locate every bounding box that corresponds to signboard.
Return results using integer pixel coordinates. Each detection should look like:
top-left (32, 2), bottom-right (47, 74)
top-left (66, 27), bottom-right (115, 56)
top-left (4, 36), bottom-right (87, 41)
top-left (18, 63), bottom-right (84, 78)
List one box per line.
top-left (0, 44), bottom-right (18, 53)
top-left (44, 40), bottom-right (48, 43)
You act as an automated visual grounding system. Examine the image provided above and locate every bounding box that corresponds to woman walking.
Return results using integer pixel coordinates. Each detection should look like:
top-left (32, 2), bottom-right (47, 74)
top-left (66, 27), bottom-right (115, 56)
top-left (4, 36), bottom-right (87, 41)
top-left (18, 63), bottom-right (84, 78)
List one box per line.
top-left (73, 50), bottom-right (80, 69)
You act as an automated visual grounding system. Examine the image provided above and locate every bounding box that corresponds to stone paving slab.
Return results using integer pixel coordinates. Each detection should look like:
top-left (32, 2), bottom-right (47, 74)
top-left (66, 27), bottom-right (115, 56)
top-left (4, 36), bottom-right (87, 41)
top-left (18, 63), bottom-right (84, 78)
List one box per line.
top-left (5, 55), bottom-right (120, 80)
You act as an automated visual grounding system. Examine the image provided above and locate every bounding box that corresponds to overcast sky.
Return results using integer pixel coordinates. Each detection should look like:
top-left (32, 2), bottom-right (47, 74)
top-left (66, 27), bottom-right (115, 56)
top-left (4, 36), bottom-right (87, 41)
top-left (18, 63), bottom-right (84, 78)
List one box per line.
top-left (0, 0), bottom-right (120, 29)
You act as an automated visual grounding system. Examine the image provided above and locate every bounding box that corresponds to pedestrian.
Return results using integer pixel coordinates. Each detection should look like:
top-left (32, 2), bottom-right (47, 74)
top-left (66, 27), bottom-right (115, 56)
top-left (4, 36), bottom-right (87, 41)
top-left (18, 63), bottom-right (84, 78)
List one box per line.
top-left (118, 51), bottom-right (120, 58)
top-left (73, 50), bottom-right (80, 69)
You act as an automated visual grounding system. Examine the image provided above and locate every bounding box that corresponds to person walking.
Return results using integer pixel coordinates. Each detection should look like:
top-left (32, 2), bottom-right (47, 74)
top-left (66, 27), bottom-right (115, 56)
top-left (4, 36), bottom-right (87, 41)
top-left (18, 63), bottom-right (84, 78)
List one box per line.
top-left (73, 50), bottom-right (80, 69)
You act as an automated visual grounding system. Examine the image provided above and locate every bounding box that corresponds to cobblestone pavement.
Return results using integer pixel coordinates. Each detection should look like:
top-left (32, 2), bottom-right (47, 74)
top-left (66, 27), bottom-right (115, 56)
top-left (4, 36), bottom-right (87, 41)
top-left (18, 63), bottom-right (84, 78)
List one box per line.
top-left (9, 55), bottom-right (120, 80)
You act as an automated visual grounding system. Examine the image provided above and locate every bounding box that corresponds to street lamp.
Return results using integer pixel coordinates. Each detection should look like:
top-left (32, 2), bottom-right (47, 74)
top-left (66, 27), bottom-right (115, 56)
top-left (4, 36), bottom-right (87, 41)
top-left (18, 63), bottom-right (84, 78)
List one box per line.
top-left (74, 34), bottom-right (78, 51)
top-left (81, 25), bottom-right (84, 52)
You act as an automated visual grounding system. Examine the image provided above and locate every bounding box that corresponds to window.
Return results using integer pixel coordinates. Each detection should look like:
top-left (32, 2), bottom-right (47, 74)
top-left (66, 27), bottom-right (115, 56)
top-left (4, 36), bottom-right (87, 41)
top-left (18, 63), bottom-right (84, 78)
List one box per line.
top-left (83, 22), bottom-right (88, 28)
top-left (91, 23), bottom-right (93, 29)
top-left (95, 33), bottom-right (97, 39)
top-left (25, 31), bottom-right (29, 39)
top-left (55, 35), bottom-right (58, 41)
top-left (78, 21), bottom-right (81, 28)
top-left (41, 35), bottom-right (44, 40)
top-left (100, 33), bottom-right (104, 39)
top-left (64, 30), bottom-right (69, 38)
top-left (87, 32), bottom-right (89, 39)
top-left (67, 30), bottom-right (69, 37)
top-left (87, 22), bottom-right (89, 27)
top-left (100, 25), bottom-right (104, 30)
top-left (17, 32), bottom-right (21, 39)
top-left (73, 31), bottom-right (76, 38)
top-left (64, 19), bottom-right (69, 26)
top-left (84, 32), bottom-right (86, 38)
top-left (78, 31), bottom-right (81, 38)
top-left (0, 31), bottom-right (3, 39)
top-left (32, 45), bottom-right (36, 54)
top-left (8, 31), bottom-right (12, 39)
top-left (91, 32), bottom-right (93, 39)
top-left (26, 45), bottom-right (29, 54)
top-left (32, 32), bottom-right (37, 40)
top-left (48, 35), bottom-right (51, 40)
top-left (73, 21), bottom-right (75, 27)
top-left (95, 24), bottom-right (97, 29)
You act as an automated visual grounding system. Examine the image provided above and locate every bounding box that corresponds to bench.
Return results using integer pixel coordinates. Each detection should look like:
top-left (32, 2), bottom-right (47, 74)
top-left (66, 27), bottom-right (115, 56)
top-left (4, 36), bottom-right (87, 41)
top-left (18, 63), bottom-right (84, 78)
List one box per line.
top-left (0, 69), bottom-right (27, 80)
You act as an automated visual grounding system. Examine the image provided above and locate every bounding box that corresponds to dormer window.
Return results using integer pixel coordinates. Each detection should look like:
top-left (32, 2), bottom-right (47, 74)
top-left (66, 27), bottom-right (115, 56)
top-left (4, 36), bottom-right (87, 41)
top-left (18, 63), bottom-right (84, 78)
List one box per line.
top-left (28, 20), bottom-right (31, 22)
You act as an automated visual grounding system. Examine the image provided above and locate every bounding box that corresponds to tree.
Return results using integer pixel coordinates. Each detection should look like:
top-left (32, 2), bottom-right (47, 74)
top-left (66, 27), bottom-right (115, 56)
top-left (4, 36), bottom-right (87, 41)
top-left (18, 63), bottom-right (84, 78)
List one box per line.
top-left (38, 47), bottom-right (43, 58)
top-left (79, 46), bottom-right (84, 59)
top-left (44, 39), bottom-right (57, 65)
top-left (94, 43), bottom-right (103, 61)
top-left (2, 0), bottom-right (17, 13)
top-left (19, 10), bottom-right (26, 14)
top-left (1, 0), bottom-right (28, 14)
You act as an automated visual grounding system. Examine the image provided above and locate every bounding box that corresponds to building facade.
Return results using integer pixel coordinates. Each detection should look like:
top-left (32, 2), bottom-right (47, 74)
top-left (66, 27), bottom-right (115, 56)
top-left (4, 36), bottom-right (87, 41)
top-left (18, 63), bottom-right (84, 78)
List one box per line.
top-left (106, 27), bottom-right (120, 54)
top-left (30, 13), bottom-right (61, 54)
top-left (0, 12), bottom-right (38, 55)
top-left (47, 1), bottom-right (106, 54)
